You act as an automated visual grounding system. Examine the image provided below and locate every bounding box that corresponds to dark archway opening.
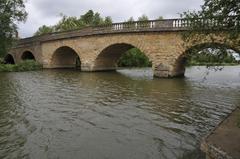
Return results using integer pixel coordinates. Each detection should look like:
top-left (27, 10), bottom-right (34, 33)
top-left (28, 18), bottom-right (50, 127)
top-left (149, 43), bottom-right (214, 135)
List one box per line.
top-left (21, 51), bottom-right (36, 61)
top-left (51, 46), bottom-right (81, 69)
top-left (4, 54), bottom-right (15, 64)
top-left (94, 43), bottom-right (152, 71)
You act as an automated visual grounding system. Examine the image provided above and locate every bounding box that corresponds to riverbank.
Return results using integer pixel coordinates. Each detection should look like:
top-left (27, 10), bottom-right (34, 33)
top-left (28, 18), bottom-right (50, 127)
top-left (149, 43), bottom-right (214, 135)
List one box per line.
top-left (187, 63), bottom-right (239, 66)
top-left (201, 107), bottom-right (240, 159)
top-left (0, 60), bottom-right (42, 72)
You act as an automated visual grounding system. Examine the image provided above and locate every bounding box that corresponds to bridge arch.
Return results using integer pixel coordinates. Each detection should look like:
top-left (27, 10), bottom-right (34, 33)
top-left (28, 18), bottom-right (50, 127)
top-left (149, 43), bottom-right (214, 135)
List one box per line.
top-left (93, 43), bottom-right (152, 71)
top-left (21, 51), bottom-right (36, 61)
top-left (4, 54), bottom-right (15, 64)
top-left (50, 46), bottom-right (81, 69)
top-left (171, 42), bottom-right (240, 77)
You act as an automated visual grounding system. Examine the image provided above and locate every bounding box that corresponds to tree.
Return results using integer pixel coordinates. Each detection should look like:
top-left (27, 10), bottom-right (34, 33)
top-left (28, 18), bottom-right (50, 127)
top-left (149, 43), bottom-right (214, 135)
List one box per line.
top-left (34, 10), bottom-right (113, 36)
top-left (81, 10), bottom-right (94, 25)
top-left (138, 14), bottom-right (149, 21)
top-left (0, 0), bottom-right (27, 56)
top-left (118, 48), bottom-right (152, 67)
top-left (127, 17), bottom-right (135, 22)
top-left (157, 16), bottom-right (163, 20)
top-left (104, 16), bottom-right (112, 25)
top-left (92, 13), bottom-right (104, 26)
top-left (34, 25), bottom-right (54, 36)
top-left (182, 0), bottom-right (240, 35)
top-left (182, 0), bottom-right (240, 63)
top-left (55, 15), bottom-right (85, 32)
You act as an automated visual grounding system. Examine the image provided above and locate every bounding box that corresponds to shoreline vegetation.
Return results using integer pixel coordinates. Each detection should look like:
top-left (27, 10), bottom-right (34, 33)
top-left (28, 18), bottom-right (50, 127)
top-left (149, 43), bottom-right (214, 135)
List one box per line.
top-left (187, 62), bottom-right (239, 66)
top-left (0, 59), bottom-right (42, 72)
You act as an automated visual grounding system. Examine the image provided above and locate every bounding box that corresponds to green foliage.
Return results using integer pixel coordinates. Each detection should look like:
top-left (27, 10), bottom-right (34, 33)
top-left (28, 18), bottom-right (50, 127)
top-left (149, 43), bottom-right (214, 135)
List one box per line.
top-left (80, 10), bottom-right (95, 25)
top-left (118, 48), bottom-right (152, 67)
top-left (187, 48), bottom-right (238, 66)
top-left (34, 25), bottom-right (54, 36)
top-left (104, 16), bottom-right (113, 25)
top-left (0, 58), bottom-right (4, 64)
top-left (127, 17), bottom-right (135, 22)
top-left (92, 13), bottom-right (104, 26)
top-left (138, 14), bottom-right (149, 21)
top-left (182, 0), bottom-right (240, 40)
top-left (0, 60), bottom-right (42, 72)
top-left (54, 15), bottom-right (85, 32)
top-left (157, 16), bottom-right (164, 20)
top-left (0, 0), bottom-right (27, 56)
top-left (34, 10), bottom-right (113, 35)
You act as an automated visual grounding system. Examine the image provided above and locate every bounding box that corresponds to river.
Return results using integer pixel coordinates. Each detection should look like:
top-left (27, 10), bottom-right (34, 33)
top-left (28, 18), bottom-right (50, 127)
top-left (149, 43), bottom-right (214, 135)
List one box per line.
top-left (0, 66), bottom-right (240, 159)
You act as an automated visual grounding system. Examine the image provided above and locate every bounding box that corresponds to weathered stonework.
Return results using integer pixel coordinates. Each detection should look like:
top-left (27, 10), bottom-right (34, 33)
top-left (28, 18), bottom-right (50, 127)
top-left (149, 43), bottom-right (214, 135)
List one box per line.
top-left (7, 25), bottom-right (240, 78)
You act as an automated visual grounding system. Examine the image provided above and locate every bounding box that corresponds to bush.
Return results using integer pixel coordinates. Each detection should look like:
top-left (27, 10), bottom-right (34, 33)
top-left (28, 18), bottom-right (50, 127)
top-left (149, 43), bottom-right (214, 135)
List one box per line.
top-left (0, 60), bottom-right (42, 72)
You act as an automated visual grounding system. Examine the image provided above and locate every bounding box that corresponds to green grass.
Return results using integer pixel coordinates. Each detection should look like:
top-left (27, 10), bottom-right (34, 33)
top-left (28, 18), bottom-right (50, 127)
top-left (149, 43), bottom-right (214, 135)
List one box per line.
top-left (0, 60), bottom-right (42, 72)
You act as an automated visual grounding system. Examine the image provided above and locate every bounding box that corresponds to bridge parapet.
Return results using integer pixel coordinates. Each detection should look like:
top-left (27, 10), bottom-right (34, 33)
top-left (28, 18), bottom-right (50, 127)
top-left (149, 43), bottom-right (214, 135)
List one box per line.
top-left (16, 18), bottom-right (189, 47)
top-left (16, 16), bottom-right (238, 47)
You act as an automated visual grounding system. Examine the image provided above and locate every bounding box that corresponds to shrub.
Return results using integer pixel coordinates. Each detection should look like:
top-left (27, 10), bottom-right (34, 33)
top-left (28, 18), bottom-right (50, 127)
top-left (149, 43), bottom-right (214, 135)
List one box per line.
top-left (0, 60), bottom-right (42, 72)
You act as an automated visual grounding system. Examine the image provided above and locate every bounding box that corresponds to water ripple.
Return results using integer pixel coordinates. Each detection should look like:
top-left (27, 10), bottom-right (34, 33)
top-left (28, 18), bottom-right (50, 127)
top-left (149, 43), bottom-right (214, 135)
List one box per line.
top-left (0, 67), bottom-right (239, 159)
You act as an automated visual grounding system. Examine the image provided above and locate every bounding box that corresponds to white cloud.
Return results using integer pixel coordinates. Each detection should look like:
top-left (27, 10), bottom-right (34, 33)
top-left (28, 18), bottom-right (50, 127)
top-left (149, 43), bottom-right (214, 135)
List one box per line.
top-left (18, 0), bottom-right (203, 37)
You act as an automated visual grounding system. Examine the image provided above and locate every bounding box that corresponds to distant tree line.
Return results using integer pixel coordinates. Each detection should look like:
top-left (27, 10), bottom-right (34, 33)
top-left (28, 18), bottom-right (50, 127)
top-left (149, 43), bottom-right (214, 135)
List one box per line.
top-left (187, 48), bottom-right (238, 66)
top-left (34, 12), bottom-right (163, 36)
top-left (34, 10), bottom-right (113, 36)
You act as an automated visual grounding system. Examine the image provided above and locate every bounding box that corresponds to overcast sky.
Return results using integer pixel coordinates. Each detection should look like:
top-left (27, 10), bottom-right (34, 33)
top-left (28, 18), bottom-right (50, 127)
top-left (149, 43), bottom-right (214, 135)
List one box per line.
top-left (18, 0), bottom-right (204, 38)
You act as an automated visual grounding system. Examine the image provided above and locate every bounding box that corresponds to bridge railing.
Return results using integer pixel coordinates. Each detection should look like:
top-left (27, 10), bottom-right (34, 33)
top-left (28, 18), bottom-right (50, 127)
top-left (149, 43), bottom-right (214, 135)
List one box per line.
top-left (93, 16), bottom-right (238, 32)
top-left (16, 16), bottom-right (239, 46)
top-left (93, 19), bottom-right (188, 32)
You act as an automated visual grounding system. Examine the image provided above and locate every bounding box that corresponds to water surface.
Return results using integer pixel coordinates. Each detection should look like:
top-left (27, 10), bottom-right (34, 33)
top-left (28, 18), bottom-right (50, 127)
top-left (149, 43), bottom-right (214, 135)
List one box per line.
top-left (0, 66), bottom-right (240, 159)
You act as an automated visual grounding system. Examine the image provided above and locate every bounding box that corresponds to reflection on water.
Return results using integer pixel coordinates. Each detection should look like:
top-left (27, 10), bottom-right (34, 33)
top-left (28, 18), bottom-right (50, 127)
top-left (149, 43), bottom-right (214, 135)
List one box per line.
top-left (0, 66), bottom-right (239, 159)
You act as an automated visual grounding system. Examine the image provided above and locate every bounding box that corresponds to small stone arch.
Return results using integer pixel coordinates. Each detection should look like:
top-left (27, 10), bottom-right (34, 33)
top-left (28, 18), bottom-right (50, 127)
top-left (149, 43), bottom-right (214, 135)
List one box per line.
top-left (4, 54), bottom-right (15, 64)
top-left (93, 43), bottom-right (152, 71)
top-left (21, 51), bottom-right (36, 61)
top-left (50, 46), bottom-right (81, 69)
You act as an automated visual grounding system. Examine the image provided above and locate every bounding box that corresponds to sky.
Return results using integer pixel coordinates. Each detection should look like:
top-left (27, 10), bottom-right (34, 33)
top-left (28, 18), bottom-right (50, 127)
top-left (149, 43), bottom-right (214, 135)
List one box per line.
top-left (18, 0), bottom-right (204, 38)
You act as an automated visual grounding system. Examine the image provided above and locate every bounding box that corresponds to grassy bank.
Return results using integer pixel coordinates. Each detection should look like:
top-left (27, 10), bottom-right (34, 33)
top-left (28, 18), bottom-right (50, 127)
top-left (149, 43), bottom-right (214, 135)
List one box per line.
top-left (0, 60), bottom-right (42, 72)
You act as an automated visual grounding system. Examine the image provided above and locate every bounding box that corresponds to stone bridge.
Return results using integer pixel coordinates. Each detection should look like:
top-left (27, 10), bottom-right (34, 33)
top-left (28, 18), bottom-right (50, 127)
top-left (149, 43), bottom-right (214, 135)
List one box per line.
top-left (5, 18), bottom-right (240, 78)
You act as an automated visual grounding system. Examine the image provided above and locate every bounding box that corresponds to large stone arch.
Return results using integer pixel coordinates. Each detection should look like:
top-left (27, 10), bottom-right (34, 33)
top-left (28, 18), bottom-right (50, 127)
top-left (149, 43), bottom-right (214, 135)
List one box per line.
top-left (50, 46), bottom-right (81, 69)
top-left (92, 42), bottom-right (152, 71)
top-left (170, 42), bottom-right (240, 77)
top-left (4, 54), bottom-right (15, 64)
top-left (93, 43), bottom-right (134, 71)
top-left (21, 51), bottom-right (36, 61)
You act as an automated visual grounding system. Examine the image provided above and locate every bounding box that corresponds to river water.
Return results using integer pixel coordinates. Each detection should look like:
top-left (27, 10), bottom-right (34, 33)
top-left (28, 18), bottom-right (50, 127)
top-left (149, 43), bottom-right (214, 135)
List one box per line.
top-left (0, 66), bottom-right (240, 159)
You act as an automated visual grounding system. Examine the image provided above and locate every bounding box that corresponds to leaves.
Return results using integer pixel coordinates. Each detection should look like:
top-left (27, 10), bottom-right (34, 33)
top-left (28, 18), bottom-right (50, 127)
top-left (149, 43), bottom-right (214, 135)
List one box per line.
top-left (34, 10), bottom-right (113, 35)
top-left (138, 14), bottom-right (149, 21)
top-left (0, 0), bottom-right (27, 56)
top-left (118, 48), bottom-right (152, 67)
top-left (182, 0), bottom-right (240, 35)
